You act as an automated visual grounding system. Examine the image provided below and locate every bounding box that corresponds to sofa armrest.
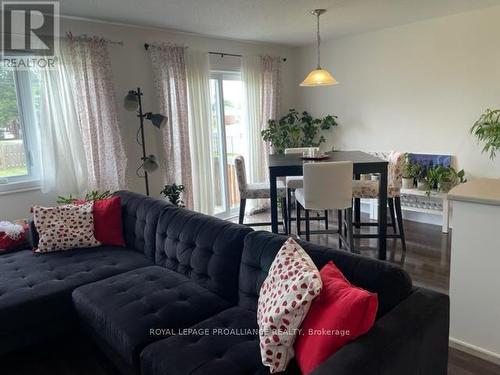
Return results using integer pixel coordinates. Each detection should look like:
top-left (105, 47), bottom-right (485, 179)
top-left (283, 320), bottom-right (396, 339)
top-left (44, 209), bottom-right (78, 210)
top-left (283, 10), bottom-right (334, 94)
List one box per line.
top-left (311, 288), bottom-right (449, 375)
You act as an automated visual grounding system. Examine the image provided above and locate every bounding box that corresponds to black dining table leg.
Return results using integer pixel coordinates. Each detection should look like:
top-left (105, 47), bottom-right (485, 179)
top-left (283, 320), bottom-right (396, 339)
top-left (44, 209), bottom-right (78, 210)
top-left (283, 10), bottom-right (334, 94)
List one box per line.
top-left (378, 167), bottom-right (388, 260)
top-left (270, 171), bottom-right (279, 233)
top-left (354, 173), bottom-right (361, 228)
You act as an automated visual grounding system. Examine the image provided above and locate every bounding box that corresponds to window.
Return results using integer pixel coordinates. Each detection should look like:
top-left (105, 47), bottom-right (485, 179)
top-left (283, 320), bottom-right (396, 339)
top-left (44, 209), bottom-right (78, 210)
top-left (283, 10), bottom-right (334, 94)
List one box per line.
top-left (209, 71), bottom-right (245, 216)
top-left (0, 64), bottom-right (41, 191)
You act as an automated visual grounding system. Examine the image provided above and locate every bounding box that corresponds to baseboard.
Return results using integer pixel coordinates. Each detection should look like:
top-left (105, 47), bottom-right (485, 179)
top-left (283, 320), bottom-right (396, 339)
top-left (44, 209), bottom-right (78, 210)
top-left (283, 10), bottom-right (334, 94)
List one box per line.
top-left (449, 337), bottom-right (500, 365)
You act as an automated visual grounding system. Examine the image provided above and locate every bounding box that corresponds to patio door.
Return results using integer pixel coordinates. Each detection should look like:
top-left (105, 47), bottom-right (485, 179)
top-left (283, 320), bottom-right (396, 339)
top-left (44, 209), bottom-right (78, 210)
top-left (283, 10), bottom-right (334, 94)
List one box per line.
top-left (209, 71), bottom-right (246, 218)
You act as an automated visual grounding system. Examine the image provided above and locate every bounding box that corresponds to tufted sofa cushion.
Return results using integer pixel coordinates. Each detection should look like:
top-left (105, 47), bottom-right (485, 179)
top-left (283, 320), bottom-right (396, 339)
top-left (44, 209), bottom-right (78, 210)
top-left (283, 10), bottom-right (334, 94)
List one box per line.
top-left (0, 246), bottom-right (152, 355)
top-left (72, 266), bottom-right (232, 374)
top-left (114, 191), bottom-right (171, 260)
top-left (238, 231), bottom-right (412, 317)
top-left (140, 306), bottom-right (301, 375)
top-left (154, 206), bottom-right (253, 303)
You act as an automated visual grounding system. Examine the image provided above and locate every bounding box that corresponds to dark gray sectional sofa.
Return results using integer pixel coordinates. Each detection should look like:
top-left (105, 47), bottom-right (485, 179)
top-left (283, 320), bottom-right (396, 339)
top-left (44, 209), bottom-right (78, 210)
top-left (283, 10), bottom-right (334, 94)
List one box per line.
top-left (0, 191), bottom-right (450, 375)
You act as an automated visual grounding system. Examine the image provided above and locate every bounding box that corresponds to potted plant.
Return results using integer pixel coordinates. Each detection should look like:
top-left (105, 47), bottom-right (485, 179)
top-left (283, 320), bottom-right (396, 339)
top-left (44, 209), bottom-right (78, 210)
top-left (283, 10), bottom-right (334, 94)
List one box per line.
top-left (424, 166), bottom-right (466, 196)
top-left (416, 165), bottom-right (428, 191)
top-left (57, 190), bottom-right (113, 204)
top-left (471, 109), bottom-right (500, 160)
top-left (160, 184), bottom-right (185, 207)
top-left (261, 109), bottom-right (338, 154)
top-left (402, 153), bottom-right (420, 189)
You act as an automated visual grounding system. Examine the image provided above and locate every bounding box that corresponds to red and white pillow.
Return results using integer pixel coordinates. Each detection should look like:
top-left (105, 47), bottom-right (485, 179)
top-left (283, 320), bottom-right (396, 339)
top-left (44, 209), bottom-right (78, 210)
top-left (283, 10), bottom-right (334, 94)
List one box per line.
top-left (257, 238), bottom-right (322, 373)
top-left (32, 203), bottom-right (100, 253)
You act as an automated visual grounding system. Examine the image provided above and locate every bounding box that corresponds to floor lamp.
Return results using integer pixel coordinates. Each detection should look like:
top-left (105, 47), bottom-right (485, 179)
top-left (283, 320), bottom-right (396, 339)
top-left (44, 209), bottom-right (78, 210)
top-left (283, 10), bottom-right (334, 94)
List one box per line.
top-left (124, 87), bottom-right (167, 196)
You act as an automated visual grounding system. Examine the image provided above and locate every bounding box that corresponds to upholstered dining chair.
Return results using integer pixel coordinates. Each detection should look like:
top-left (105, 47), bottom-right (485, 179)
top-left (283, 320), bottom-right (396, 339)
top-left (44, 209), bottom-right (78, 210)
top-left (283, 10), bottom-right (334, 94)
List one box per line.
top-left (284, 147), bottom-right (328, 234)
top-left (234, 155), bottom-right (287, 231)
top-left (295, 161), bottom-right (354, 251)
top-left (352, 151), bottom-right (407, 261)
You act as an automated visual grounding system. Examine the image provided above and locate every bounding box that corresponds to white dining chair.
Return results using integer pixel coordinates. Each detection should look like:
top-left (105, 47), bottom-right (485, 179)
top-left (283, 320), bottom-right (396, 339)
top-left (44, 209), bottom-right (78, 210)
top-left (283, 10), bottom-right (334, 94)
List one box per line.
top-left (284, 147), bottom-right (327, 234)
top-left (295, 161), bottom-right (354, 251)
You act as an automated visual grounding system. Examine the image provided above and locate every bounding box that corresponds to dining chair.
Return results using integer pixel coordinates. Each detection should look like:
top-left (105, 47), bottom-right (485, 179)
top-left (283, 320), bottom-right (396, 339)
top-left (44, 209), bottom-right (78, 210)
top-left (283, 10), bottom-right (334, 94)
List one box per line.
top-left (352, 151), bottom-right (407, 262)
top-left (295, 161), bottom-right (354, 251)
top-left (284, 147), bottom-right (328, 234)
top-left (234, 155), bottom-right (287, 230)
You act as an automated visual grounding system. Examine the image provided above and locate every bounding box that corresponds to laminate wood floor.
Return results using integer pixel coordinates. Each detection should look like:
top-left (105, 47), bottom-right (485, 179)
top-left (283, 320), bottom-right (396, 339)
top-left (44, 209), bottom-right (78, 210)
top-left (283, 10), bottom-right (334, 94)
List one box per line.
top-left (2, 212), bottom-right (499, 375)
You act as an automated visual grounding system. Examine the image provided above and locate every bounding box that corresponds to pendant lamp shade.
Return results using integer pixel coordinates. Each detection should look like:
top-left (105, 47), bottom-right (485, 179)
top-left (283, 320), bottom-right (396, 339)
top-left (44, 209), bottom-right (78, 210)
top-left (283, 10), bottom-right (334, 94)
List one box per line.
top-left (300, 9), bottom-right (338, 87)
top-left (300, 69), bottom-right (338, 87)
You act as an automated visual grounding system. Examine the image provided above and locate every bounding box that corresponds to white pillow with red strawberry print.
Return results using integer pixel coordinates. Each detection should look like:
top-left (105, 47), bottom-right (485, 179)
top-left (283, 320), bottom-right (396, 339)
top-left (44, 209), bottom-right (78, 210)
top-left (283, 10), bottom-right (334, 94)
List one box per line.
top-left (257, 237), bottom-right (322, 373)
top-left (32, 203), bottom-right (100, 253)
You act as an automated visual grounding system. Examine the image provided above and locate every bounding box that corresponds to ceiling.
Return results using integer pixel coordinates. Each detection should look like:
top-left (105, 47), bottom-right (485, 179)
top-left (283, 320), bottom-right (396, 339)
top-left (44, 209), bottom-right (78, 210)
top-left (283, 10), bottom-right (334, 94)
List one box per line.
top-left (60, 0), bottom-right (500, 46)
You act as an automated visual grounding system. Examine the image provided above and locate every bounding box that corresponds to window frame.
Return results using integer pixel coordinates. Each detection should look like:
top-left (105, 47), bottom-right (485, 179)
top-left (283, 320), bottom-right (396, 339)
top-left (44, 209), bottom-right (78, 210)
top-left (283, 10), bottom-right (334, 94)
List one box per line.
top-left (209, 70), bottom-right (243, 219)
top-left (0, 64), bottom-right (41, 193)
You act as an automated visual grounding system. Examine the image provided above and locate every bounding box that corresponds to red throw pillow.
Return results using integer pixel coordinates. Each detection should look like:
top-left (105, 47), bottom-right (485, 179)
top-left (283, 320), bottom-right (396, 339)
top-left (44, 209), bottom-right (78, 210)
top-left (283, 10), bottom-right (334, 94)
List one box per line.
top-left (0, 223), bottom-right (28, 252)
top-left (92, 196), bottom-right (125, 247)
top-left (294, 261), bottom-right (378, 374)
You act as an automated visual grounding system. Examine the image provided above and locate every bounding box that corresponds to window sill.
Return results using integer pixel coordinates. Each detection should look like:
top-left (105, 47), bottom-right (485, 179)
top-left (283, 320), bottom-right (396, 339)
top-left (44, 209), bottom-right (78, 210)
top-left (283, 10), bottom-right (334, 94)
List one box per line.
top-left (0, 180), bottom-right (41, 195)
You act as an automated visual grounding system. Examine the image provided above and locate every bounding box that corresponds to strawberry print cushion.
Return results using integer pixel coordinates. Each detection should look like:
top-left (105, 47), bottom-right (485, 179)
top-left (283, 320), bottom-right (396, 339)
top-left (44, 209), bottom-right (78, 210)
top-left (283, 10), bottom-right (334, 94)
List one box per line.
top-left (257, 237), bottom-right (322, 373)
top-left (32, 203), bottom-right (100, 253)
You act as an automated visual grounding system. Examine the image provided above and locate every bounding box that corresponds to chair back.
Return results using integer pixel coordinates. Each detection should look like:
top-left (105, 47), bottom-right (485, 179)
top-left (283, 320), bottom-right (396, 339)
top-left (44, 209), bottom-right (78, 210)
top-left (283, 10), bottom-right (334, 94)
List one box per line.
top-left (303, 161), bottom-right (353, 210)
top-left (285, 147), bottom-right (320, 155)
top-left (388, 151), bottom-right (405, 189)
top-left (234, 155), bottom-right (247, 194)
top-left (368, 151), bottom-right (405, 189)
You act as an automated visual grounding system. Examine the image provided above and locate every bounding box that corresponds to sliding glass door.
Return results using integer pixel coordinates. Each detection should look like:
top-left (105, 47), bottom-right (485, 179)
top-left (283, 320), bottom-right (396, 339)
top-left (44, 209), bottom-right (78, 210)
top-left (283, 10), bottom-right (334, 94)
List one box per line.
top-left (209, 71), bottom-right (245, 217)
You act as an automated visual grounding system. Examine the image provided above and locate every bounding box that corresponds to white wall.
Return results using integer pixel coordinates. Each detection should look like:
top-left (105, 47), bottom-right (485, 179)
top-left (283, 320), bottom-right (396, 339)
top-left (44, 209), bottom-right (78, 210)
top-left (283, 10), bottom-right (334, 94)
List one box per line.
top-left (0, 16), bottom-right (295, 221)
top-left (294, 6), bottom-right (500, 179)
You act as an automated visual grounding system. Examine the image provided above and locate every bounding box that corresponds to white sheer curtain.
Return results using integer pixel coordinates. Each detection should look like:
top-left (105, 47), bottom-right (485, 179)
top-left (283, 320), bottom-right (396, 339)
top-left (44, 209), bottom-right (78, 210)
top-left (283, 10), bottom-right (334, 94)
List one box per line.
top-left (185, 50), bottom-right (214, 214)
top-left (67, 36), bottom-right (127, 191)
top-left (148, 44), bottom-right (193, 208)
top-left (39, 44), bottom-right (88, 194)
top-left (39, 37), bottom-right (127, 194)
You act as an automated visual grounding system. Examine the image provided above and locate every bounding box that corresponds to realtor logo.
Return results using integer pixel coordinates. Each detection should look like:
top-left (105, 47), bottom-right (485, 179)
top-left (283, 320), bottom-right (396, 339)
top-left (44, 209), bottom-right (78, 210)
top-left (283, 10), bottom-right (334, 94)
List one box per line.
top-left (1, 1), bottom-right (59, 59)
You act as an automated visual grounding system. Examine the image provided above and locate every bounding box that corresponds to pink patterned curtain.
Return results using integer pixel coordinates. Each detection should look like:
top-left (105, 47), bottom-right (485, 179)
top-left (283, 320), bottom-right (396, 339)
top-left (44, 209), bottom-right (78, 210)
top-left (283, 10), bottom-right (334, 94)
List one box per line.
top-left (147, 44), bottom-right (193, 208)
top-left (66, 35), bottom-right (127, 191)
top-left (261, 55), bottom-right (281, 176)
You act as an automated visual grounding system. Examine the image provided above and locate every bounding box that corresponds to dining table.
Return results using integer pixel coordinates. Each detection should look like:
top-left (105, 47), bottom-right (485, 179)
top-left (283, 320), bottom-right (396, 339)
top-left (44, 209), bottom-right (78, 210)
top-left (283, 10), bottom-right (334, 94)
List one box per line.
top-left (268, 150), bottom-right (389, 260)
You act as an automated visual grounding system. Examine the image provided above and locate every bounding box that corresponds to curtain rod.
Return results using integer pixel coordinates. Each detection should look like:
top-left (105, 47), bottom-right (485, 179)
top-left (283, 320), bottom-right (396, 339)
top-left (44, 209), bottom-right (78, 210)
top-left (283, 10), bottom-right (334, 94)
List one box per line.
top-left (67, 32), bottom-right (123, 46)
top-left (144, 43), bottom-right (286, 62)
top-left (208, 51), bottom-right (287, 62)
top-left (1, 31), bottom-right (124, 46)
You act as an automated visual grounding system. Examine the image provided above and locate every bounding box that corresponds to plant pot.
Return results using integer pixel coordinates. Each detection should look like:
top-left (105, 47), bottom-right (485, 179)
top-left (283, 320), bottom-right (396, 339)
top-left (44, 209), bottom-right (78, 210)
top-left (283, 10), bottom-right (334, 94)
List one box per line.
top-left (438, 181), bottom-right (455, 193)
top-left (402, 178), bottom-right (415, 189)
top-left (417, 180), bottom-right (429, 191)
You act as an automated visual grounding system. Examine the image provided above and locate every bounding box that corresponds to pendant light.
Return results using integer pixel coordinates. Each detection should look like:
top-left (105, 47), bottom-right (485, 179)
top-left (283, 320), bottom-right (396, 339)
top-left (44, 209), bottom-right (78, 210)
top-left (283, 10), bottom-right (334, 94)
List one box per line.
top-left (300, 9), bottom-right (338, 87)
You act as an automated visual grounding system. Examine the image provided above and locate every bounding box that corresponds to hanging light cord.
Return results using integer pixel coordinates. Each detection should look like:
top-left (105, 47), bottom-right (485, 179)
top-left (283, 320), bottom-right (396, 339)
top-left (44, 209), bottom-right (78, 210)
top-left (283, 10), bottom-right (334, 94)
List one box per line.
top-left (316, 11), bottom-right (321, 69)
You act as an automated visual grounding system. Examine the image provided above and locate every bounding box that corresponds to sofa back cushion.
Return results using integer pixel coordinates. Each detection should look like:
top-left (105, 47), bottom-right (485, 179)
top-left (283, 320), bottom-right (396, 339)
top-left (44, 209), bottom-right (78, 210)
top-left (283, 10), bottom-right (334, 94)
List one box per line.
top-left (155, 206), bottom-right (253, 303)
top-left (114, 191), bottom-right (170, 259)
top-left (239, 231), bottom-right (412, 317)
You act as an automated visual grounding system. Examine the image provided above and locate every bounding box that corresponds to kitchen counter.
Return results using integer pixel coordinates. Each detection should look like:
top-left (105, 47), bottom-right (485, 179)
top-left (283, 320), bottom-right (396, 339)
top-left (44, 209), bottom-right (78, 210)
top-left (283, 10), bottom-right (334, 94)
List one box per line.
top-left (448, 178), bottom-right (500, 206)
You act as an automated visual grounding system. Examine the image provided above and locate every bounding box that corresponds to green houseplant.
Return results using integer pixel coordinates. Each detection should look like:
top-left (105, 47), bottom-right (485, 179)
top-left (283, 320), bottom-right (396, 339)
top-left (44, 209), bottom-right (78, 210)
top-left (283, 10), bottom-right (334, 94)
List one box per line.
top-left (402, 154), bottom-right (421, 189)
top-left (425, 166), bottom-right (466, 196)
top-left (261, 109), bottom-right (338, 154)
top-left (160, 183), bottom-right (185, 207)
top-left (471, 109), bottom-right (500, 160)
top-left (57, 190), bottom-right (113, 204)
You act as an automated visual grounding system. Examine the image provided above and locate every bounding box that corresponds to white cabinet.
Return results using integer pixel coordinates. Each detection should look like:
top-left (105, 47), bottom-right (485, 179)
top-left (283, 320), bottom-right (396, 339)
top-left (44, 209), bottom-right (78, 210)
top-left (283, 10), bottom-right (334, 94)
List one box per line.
top-left (448, 179), bottom-right (500, 364)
